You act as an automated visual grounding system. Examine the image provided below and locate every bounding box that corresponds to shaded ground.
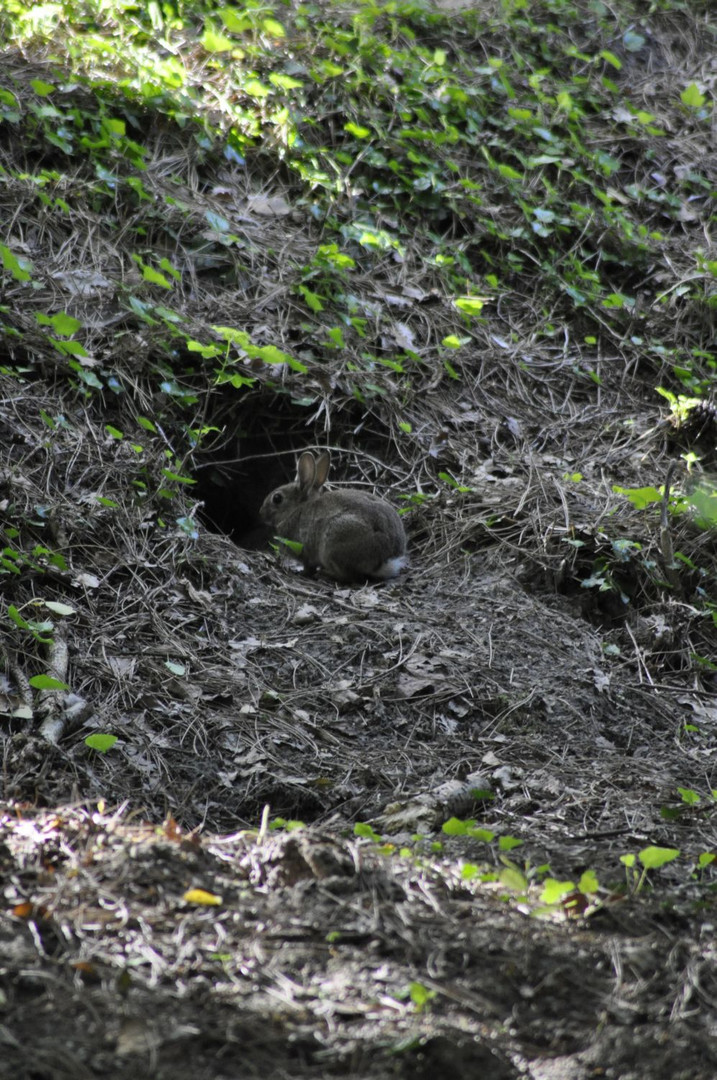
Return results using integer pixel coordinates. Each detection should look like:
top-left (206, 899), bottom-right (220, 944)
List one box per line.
top-left (2, 804), bottom-right (717, 1080)
top-left (1, 1), bottom-right (717, 1076)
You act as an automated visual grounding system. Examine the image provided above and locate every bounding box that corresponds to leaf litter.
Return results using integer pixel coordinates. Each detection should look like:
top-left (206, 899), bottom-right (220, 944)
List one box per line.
top-left (0, 3), bottom-right (717, 1077)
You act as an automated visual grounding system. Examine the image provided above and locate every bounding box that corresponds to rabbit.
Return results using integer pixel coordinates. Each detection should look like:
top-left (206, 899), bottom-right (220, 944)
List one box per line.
top-left (260, 450), bottom-right (408, 582)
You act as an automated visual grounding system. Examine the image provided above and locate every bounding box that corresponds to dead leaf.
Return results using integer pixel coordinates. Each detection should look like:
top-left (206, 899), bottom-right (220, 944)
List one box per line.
top-left (391, 321), bottom-right (417, 351)
top-left (183, 888), bottom-right (222, 906)
top-left (397, 654), bottom-right (450, 698)
top-left (50, 269), bottom-right (113, 296)
top-left (247, 194), bottom-right (292, 217)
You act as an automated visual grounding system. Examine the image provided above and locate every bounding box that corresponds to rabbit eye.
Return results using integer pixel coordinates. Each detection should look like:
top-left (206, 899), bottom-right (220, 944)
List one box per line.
top-left (272, 492), bottom-right (283, 505)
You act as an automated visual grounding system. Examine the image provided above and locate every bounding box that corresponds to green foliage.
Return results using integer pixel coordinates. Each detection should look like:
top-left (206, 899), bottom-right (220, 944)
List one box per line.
top-left (442, 817), bottom-right (496, 843)
top-left (352, 811), bottom-right (712, 913)
top-left (0, 242), bottom-right (33, 282)
top-left (438, 472), bottom-right (473, 493)
top-left (620, 845), bottom-right (681, 894)
top-left (498, 835), bottom-right (524, 853)
top-left (1, 0), bottom-right (712, 405)
top-left (680, 83), bottom-right (706, 109)
top-left (571, 533), bottom-right (651, 603)
top-left (29, 674), bottom-right (69, 690)
top-left (408, 981), bottom-right (437, 1013)
top-left (0, 0), bottom-right (713, 430)
top-left (540, 879), bottom-right (577, 905)
top-left (269, 818), bottom-right (306, 832)
top-left (35, 311), bottom-right (82, 336)
top-left (2, 545), bottom-right (67, 580)
top-left (613, 485), bottom-right (662, 510)
top-left (354, 821), bottom-right (382, 842)
top-left (661, 786), bottom-right (717, 822)
top-left (274, 536), bottom-right (304, 557)
top-left (6, 597), bottom-right (72, 645)
top-left (85, 733), bottom-right (119, 752)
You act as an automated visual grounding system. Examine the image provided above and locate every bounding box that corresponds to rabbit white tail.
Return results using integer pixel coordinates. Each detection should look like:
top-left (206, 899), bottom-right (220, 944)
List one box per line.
top-left (373, 554), bottom-right (409, 580)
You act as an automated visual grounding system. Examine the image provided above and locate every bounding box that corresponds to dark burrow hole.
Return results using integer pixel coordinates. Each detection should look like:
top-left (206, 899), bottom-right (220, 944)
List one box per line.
top-left (191, 394), bottom-right (397, 554)
top-left (193, 428), bottom-right (292, 553)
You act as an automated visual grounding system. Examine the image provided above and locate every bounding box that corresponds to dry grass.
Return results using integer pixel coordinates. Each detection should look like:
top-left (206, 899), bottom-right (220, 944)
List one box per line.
top-left (1, 2), bottom-right (717, 1075)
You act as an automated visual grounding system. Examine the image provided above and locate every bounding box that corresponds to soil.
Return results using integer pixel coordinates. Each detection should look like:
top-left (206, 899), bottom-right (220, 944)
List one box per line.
top-left (1, 9), bottom-right (717, 1079)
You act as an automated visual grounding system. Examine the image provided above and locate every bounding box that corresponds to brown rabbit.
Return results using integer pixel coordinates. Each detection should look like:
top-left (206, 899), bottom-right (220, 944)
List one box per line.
top-left (260, 451), bottom-right (408, 582)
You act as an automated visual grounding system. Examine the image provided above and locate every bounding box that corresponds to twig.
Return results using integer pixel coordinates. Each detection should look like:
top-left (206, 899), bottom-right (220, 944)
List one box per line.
top-left (660, 461), bottom-right (682, 596)
top-left (37, 625), bottom-right (70, 744)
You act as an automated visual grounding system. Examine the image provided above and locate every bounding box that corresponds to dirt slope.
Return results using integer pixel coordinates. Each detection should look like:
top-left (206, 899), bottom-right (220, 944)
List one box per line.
top-left (1, 1), bottom-right (716, 1076)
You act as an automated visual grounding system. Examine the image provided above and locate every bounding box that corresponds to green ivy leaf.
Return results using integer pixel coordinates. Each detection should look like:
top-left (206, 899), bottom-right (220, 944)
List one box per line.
top-left (638, 846), bottom-right (680, 870)
top-left (30, 79), bottom-right (55, 96)
top-left (51, 338), bottom-right (88, 357)
top-left (540, 878), bottom-right (575, 904)
top-left (201, 25), bottom-right (235, 52)
top-left (354, 822), bottom-right (381, 841)
top-left (85, 733), bottom-right (118, 752)
top-left (409, 982), bottom-right (436, 1009)
top-left (499, 865), bottom-right (528, 891)
top-left (158, 257), bottom-right (181, 281)
top-left (345, 122), bottom-right (371, 138)
top-left (498, 835), bottom-right (523, 852)
top-left (256, 345), bottom-right (307, 373)
top-left (681, 83), bottom-right (705, 108)
top-left (36, 311), bottom-right (83, 336)
top-left (245, 79), bottom-right (271, 98)
top-left (218, 8), bottom-right (250, 33)
top-left (454, 297), bottom-right (484, 316)
top-left (578, 869), bottom-right (599, 894)
top-left (262, 17), bottom-right (285, 37)
top-left (161, 469), bottom-right (196, 484)
top-left (0, 243), bottom-right (32, 281)
top-left (468, 827), bottom-right (496, 843)
top-left (29, 674), bottom-right (69, 691)
top-left (612, 485), bottom-right (662, 509)
top-left (7, 605), bottom-right (29, 630)
top-left (141, 265), bottom-right (173, 288)
top-left (497, 163), bottom-right (523, 181)
top-left (102, 117), bottom-right (126, 138)
top-left (297, 285), bottom-right (324, 312)
top-left (269, 73), bottom-right (303, 91)
top-left (442, 817), bottom-right (471, 835)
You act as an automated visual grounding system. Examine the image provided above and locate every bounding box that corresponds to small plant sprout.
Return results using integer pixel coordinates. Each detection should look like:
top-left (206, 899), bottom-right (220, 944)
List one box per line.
top-left (620, 846), bottom-right (680, 895)
top-left (408, 981), bottom-right (437, 1013)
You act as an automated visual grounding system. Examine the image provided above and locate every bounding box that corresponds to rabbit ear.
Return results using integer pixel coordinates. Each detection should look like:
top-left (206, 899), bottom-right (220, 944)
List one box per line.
top-left (297, 452), bottom-right (317, 493)
top-left (314, 451), bottom-right (331, 488)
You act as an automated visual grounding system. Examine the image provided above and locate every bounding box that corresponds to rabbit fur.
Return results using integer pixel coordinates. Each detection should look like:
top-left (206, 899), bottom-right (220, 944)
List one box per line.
top-left (260, 451), bottom-right (407, 582)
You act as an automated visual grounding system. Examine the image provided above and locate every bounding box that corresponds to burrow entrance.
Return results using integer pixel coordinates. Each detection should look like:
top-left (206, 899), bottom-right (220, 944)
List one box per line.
top-left (191, 391), bottom-right (404, 553)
